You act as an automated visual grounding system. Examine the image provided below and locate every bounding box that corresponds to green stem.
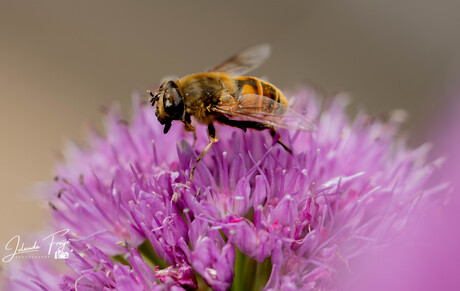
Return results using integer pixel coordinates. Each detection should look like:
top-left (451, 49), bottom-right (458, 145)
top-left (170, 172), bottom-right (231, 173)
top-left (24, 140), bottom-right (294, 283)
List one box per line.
top-left (231, 247), bottom-right (272, 291)
top-left (137, 239), bottom-right (168, 269)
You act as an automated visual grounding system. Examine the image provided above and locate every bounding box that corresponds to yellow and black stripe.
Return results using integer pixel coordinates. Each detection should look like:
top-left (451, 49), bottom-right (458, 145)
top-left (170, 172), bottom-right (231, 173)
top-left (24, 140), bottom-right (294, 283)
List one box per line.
top-left (235, 76), bottom-right (287, 114)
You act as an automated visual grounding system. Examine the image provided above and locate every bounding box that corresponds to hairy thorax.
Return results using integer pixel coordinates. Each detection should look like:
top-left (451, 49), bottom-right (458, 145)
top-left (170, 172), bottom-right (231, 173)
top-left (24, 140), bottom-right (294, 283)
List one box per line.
top-left (178, 72), bottom-right (237, 124)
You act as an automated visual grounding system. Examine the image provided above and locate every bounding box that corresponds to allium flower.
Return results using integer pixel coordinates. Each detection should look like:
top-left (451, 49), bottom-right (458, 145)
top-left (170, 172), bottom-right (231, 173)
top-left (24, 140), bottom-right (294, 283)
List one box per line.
top-left (4, 89), bottom-right (444, 290)
top-left (347, 91), bottom-right (459, 291)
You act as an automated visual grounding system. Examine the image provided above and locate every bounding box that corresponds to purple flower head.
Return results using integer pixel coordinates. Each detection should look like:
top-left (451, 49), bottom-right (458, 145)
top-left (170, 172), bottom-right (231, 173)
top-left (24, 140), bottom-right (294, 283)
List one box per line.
top-left (346, 90), bottom-right (459, 290)
top-left (3, 89), bottom-right (444, 290)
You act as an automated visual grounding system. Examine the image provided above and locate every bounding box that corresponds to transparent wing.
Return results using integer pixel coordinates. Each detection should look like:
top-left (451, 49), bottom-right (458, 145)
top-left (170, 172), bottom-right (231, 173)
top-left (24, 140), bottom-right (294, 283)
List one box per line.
top-left (212, 94), bottom-right (317, 131)
top-left (208, 44), bottom-right (271, 76)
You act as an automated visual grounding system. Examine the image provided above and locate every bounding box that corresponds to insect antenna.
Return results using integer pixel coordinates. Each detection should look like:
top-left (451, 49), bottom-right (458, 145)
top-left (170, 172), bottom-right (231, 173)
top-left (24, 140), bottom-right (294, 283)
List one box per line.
top-left (147, 90), bottom-right (159, 106)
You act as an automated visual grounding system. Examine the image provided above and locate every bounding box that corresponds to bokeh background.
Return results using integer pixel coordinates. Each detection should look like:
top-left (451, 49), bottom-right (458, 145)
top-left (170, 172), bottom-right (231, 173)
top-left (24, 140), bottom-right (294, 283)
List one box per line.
top-left (1, 0), bottom-right (459, 267)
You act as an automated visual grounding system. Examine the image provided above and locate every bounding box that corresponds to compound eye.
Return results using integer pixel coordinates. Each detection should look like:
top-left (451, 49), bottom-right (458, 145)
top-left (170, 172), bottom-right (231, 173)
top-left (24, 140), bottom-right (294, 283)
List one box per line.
top-left (163, 87), bottom-right (183, 118)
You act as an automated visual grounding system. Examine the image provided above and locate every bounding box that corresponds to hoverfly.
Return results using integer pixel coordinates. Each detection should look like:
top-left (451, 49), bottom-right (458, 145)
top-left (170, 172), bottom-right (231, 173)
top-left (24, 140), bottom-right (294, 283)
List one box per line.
top-left (149, 44), bottom-right (315, 179)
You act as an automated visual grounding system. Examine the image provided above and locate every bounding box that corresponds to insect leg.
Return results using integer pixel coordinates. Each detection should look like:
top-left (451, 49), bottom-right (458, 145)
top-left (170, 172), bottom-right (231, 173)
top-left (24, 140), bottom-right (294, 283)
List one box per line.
top-left (216, 115), bottom-right (270, 131)
top-left (217, 116), bottom-right (292, 153)
top-left (183, 121), bottom-right (195, 132)
top-left (182, 113), bottom-right (195, 132)
top-left (182, 113), bottom-right (197, 145)
top-left (270, 128), bottom-right (292, 154)
top-left (190, 123), bottom-right (218, 180)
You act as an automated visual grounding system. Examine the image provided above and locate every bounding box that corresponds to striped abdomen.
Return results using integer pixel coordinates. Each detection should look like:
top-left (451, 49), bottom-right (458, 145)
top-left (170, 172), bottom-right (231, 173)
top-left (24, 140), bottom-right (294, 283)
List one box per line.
top-left (234, 76), bottom-right (287, 115)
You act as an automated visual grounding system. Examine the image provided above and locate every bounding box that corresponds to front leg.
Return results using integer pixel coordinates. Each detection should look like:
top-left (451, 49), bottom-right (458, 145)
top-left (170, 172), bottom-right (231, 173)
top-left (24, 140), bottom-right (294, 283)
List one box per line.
top-left (182, 113), bottom-right (195, 132)
top-left (183, 121), bottom-right (195, 132)
top-left (190, 123), bottom-right (218, 180)
top-left (182, 113), bottom-right (198, 145)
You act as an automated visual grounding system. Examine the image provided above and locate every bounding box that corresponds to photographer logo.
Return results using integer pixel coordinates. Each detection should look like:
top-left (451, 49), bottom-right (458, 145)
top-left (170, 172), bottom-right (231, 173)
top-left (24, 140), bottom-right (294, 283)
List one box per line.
top-left (2, 229), bottom-right (71, 263)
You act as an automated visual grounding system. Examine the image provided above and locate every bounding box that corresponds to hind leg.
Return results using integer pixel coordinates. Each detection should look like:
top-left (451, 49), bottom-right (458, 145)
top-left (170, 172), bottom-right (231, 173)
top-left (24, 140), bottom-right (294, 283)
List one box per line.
top-left (270, 128), bottom-right (292, 154)
top-left (216, 116), bottom-right (292, 153)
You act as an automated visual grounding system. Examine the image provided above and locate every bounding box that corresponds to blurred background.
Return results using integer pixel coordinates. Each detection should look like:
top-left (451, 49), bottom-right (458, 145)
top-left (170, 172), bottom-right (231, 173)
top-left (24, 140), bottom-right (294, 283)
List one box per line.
top-left (1, 0), bottom-right (459, 258)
